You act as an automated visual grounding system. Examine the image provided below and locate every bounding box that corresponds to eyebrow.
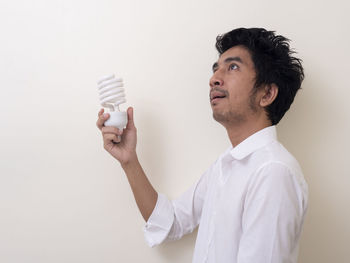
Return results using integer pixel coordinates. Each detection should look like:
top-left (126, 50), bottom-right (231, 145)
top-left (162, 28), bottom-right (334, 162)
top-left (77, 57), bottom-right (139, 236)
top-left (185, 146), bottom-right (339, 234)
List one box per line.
top-left (212, 56), bottom-right (244, 72)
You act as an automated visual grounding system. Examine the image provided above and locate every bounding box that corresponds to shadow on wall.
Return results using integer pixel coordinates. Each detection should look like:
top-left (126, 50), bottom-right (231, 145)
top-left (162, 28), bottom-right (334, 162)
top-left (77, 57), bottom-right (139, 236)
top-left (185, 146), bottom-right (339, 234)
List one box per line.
top-left (277, 64), bottom-right (348, 262)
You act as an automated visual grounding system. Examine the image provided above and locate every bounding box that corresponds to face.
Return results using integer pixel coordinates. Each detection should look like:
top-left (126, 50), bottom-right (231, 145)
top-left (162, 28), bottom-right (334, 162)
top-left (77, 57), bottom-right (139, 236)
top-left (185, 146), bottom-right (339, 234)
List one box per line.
top-left (209, 45), bottom-right (260, 126)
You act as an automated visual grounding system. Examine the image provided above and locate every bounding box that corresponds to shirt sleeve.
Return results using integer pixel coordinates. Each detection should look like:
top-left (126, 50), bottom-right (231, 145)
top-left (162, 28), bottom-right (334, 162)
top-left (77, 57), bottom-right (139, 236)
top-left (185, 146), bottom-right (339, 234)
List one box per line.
top-left (143, 168), bottom-right (210, 247)
top-left (237, 162), bottom-right (308, 263)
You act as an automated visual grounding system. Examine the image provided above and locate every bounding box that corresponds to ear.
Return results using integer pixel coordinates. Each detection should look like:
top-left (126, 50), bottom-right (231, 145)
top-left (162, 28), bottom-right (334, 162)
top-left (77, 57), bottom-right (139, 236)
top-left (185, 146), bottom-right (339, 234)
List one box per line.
top-left (259, 83), bottom-right (278, 107)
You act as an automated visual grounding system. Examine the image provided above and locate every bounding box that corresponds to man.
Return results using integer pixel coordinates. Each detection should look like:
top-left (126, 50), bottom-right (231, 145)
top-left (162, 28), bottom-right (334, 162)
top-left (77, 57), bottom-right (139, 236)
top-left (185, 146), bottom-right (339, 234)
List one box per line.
top-left (96, 28), bottom-right (308, 263)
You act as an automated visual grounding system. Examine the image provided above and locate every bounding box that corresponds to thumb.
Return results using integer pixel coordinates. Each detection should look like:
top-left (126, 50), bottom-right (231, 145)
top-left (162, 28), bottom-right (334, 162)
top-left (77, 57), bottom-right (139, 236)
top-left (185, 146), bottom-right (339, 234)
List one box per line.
top-left (126, 107), bottom-right (136, 130)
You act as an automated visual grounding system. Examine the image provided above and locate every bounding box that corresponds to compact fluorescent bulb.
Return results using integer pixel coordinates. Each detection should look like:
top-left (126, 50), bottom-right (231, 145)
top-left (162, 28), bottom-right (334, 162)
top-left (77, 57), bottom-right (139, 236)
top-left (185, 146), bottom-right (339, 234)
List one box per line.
top-left (97, 74), bottom-right (127, 129)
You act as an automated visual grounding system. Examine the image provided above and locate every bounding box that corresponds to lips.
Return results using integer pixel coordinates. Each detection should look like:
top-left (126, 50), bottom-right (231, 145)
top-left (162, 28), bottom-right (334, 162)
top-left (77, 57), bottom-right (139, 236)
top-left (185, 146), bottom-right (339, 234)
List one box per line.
top-left (210, 91), bottom-right (227, 102)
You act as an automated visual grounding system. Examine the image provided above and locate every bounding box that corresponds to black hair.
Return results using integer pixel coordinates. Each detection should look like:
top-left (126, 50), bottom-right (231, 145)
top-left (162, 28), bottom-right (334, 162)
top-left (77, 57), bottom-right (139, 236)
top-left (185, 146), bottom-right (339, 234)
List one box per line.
top-left (215, 28), bottom-right (304, 125)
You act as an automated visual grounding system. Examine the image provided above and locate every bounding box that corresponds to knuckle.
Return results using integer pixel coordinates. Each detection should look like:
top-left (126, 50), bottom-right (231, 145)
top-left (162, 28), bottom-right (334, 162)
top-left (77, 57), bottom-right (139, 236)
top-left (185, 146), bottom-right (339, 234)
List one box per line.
top-left (102, 127), bottom-right (119, 135)
top-left (112, 135), bottom-right (120, 143)
top-left (101, 127), bottom-right (109, 134)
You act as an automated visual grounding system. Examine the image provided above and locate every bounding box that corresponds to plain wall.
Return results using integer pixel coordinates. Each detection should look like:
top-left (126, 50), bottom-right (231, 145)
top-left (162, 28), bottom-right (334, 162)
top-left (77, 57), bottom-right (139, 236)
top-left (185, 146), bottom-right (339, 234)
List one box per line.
top-left (1, 0), bottom-right (349, 262)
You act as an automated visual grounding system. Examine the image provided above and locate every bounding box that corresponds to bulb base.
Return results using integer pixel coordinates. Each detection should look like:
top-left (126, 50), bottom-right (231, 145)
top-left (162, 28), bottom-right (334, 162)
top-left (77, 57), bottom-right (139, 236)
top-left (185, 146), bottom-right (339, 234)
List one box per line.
top-left (104, 111), bottom-right (128, 130)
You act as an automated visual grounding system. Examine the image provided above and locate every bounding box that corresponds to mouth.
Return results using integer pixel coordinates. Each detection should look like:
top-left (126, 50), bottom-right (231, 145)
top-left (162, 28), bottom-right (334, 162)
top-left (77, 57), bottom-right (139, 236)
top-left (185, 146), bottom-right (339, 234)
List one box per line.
top-left (210, 92), bottom-right (227, 104)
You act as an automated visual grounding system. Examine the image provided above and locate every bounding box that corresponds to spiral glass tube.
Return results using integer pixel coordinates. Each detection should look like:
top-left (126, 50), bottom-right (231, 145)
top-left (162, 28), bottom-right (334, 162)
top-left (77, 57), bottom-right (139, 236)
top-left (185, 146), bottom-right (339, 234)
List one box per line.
top-left (97, 74), bottom-right (126, 111)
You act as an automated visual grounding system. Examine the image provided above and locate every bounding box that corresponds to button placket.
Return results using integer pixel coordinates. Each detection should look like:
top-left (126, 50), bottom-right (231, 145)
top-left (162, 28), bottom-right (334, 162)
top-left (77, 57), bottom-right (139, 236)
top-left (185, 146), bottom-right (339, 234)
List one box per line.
top-left (219, 154), bottom-right (235, 185)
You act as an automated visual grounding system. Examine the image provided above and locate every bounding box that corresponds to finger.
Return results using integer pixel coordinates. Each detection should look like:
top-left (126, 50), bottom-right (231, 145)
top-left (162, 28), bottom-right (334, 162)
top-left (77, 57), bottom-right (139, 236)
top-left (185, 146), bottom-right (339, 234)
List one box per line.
top-left (104, 133), bottom-right (120, 144)
top-left (101, 126), bottom-right (123, 136)
top-left (104, 134), bottom-right (120, 150)
top-left (96, 112), bottom-right (110, 130)
top-left (98, 108), bottom-right (104, 117)
top-left (126, 107), bottom-right (136, 130)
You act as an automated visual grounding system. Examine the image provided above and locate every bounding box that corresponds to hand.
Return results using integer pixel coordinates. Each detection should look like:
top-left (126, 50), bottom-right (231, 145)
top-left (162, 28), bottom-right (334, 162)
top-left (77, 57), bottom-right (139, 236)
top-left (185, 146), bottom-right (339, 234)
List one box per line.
top-left (96, 107), bottom-right (138, 165)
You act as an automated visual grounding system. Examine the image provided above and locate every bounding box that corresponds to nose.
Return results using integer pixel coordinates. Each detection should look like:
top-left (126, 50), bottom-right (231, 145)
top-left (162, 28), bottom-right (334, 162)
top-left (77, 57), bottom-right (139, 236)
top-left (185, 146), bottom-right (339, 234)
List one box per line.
top-left (209, 71), bottom-right (223, 89)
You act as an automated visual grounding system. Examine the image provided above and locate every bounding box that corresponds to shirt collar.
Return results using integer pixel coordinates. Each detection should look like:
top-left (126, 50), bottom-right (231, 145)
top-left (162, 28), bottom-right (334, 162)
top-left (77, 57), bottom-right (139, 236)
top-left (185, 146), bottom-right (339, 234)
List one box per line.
top-left (229, 126), bottom-right (277, 160)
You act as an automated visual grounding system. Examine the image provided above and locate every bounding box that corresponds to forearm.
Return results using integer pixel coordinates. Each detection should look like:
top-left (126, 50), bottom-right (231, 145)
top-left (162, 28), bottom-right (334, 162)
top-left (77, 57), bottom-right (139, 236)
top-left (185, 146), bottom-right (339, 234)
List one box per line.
top-left (122, 156), bottom-right (158, 222)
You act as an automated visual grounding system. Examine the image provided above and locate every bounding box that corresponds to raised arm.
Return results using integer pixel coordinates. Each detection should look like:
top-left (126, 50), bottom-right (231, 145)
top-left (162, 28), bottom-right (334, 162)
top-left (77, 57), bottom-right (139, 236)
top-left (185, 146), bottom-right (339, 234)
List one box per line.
top-left (96, 107), bottom-right (157, 222)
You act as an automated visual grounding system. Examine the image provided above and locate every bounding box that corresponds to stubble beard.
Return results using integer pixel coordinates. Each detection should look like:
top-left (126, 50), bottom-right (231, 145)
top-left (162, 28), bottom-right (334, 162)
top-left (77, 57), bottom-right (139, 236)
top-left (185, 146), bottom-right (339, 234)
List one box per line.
top-left (212, 90), bottom-right (258, 125)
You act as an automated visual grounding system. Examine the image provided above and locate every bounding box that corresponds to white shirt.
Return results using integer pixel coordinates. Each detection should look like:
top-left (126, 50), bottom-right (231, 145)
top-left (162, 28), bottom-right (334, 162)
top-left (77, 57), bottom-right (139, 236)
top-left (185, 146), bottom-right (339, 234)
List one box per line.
top-left (143, 126), bottom-right (308, 263)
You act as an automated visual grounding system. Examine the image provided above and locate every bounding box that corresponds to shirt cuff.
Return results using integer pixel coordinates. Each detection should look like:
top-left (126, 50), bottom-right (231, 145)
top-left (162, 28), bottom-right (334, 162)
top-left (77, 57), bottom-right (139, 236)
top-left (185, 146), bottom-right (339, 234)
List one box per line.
top-left (143, 193), bottom-right (174, 247)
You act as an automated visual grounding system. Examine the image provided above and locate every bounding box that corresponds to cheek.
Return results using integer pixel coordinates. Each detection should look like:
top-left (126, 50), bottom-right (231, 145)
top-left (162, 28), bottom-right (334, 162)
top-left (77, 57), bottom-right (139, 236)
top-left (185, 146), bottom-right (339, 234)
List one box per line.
top-left (227, 82), bottom-right (249, 100)
top-left (227, 89), bottom-right (254, 110)
top-left (231, 77), bottom-right (255, 97)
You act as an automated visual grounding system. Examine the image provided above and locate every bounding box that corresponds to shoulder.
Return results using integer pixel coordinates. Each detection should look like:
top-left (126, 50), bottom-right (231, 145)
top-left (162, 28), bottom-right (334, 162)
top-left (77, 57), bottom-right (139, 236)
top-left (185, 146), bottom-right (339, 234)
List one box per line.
top-left (251, 141), bottom-right (304, 184)
top-left (249, 141), bottom-right (308, 199)
top-left (257, 141), bottom-right (301, 172)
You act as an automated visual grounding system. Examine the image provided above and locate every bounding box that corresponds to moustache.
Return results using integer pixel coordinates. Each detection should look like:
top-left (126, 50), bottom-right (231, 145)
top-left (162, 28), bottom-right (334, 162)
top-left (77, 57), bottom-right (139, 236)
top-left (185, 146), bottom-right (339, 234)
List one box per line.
top-left (209, 87), bottom-right (229, 98)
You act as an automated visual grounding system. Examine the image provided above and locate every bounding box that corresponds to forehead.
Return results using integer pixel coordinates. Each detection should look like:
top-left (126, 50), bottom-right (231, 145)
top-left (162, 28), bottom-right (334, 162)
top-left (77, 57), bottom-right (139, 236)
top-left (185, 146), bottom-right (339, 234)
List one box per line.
top-left (217, 45), bottom-right (254, 67)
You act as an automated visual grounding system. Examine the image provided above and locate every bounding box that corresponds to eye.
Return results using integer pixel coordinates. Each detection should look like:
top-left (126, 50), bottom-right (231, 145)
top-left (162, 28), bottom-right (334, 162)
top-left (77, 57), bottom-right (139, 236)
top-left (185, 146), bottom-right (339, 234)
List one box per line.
top-left (229, 63), bottom-right (238, 70)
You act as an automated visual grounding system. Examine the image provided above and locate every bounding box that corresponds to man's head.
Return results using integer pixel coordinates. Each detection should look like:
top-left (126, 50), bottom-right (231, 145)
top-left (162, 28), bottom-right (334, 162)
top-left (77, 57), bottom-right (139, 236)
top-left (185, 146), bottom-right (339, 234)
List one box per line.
top-left (210, 27), bottom-right (304, 126)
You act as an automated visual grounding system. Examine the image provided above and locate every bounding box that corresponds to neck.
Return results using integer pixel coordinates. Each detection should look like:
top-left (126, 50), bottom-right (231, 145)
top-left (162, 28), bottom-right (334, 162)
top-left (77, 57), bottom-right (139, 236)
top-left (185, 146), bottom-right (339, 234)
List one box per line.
top-left (224, 117), bottom-right (272, 147)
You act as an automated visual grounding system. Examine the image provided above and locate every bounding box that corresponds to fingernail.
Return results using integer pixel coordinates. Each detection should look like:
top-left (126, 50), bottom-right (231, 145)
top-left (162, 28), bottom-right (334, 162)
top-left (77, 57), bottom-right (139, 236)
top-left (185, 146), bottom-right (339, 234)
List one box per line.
top-left (103, 113), bottom-right (108, 118)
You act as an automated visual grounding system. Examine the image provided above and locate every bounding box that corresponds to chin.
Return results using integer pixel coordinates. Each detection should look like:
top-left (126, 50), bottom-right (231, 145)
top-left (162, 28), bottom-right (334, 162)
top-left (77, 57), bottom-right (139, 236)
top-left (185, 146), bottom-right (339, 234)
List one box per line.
top-left (212, 111), bottom-right (228, 123)
top-left (213, 110), bottom-right (246, 125)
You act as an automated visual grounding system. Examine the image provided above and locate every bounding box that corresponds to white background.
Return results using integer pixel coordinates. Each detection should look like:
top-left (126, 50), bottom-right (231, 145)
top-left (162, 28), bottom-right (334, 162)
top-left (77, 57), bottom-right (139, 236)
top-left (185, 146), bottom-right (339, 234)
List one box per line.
top-left (1, 0), bottom-right (349, 262)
